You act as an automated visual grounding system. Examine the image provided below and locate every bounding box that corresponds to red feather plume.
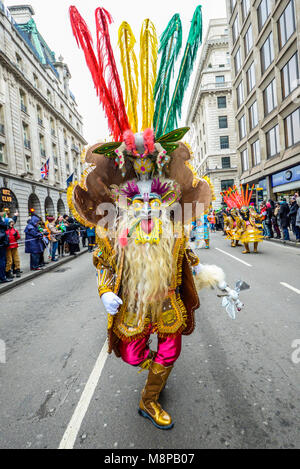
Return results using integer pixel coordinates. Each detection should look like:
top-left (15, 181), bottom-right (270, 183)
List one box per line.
top-left (69, 6), bottom-right (129, 141)
top-left (95, 7), bottom-right (130, 137)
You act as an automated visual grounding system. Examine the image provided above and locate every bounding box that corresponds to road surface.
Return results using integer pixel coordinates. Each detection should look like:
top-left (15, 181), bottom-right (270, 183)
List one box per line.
top-left (0, 233), bottom-right (300, 449)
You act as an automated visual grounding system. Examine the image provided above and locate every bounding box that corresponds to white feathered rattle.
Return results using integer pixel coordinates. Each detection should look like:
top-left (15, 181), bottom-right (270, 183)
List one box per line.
top-left (193, 264), bottom-right (249, 319)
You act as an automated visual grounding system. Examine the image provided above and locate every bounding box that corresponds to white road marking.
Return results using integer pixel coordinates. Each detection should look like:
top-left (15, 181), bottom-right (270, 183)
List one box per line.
top-left (59, 339), bottom-right (109, 449)
top-left (280, 282), bottom-right (300, 295)
top-left (215, 248), bottom-right (252, 267)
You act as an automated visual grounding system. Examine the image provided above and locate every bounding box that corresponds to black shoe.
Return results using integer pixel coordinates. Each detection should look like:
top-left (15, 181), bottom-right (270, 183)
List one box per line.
top-left (6, 271), bottom-right (14, 279)
top-left (15, 269), bottom-right (21, 278)
top-left (0, 278), bottom-right (13, 284)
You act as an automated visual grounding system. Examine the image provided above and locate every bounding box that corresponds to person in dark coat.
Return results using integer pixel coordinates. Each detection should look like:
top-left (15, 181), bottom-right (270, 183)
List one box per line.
top-left (265, 202), bottom-right (274, 238)
top-left (279, 199), bottom-right (290, 241)
top-left (24, 215), bottom-right (44, 270)
top-left (64, 217), bottom-right (80, 255)
top-left (0, 207), bottom-right (12, 283)
top-left (289, 197), bottom-right (298, 236)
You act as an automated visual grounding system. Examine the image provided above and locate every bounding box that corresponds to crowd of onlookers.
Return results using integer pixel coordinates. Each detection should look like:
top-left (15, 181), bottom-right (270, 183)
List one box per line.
top-left (0, 208), bottom-right (96, 284)
top-left (259, 194), bottom-right (300, 242)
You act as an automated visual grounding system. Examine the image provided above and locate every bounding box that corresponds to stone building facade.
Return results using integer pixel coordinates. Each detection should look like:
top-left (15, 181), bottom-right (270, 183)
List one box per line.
top-left (186, 18), bottom-right (239, 209)
top-left (226, 0), bottom-right (300, 202)
top-left (0, 3), bottom-right (87, 232)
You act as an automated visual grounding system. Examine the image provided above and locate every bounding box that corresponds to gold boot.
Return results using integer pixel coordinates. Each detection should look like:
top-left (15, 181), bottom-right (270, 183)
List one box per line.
top-left (138, 362), bottom-right (174, 430)
top-left (242, 243), bottom-right (250, 254)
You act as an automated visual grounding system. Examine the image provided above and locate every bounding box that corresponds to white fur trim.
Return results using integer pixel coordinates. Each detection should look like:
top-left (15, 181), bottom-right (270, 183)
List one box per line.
top-left (194, 264), bottom-right (226, 290)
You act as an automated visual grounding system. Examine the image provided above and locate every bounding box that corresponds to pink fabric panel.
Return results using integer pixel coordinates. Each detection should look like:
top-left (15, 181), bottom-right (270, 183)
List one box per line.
top-left (119, 331), bottom-right (182, 367)
top-left (119, 335), bottom-right (150, 366)
top-left (155, 335), bottom-right (182, 367)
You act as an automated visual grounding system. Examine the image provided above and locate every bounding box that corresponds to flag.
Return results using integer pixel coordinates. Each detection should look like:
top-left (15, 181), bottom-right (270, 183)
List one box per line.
top-left (66, 173), bottom-right (74, 187)
top-left (41, 159), bottom-right (49, 179)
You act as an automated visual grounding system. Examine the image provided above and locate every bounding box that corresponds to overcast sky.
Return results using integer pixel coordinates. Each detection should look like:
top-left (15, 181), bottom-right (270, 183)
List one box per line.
top-left (4, 0), bottom-right (227, 144)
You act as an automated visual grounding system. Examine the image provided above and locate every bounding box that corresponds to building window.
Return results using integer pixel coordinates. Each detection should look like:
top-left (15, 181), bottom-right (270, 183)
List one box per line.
top-left (33, 74), bottom-right (39, 89)
top-left (217, 96), bottom-right (227, 108)
top-left (222, 156), bottom-right (231, 168)
top-left (266, 124), bottom-right (280, 158)
top-left (281, 53), bottom-right (299, 99)
top-left (263, 79), bottom-right (277, 116)
top-left (0, 105), bottom-right (4, 136)
top-left (284, 107), bottom-right (300, 148)
top-left (20, 90), bottom-right (27, 113)
top-left (242, 0), bottom-right (251, 22)
top-left (37, 106), bottom-right (43, 126)
top-left (0, 143), bottom-right (5, 163)
top-left (220, 136), bottom-right (229, 149)
top-left (244, 24), bottom-right (253, 56)
top-left (278, 0), bottom-right (296, 49)
top-left (16, 53), bottom-right (23, 72)
top-left (216, 75), bottom-right (225, 86)
top-left (258, 0), bottom-right (271, 32)
top-left (252, 140), bottom-right (261, 166)
top-left (23, 123), bottom-right (30, 150)
top-left (234, 48), bottom-right (242, 74)
top-left (39, 134), bottom-right (46, 157)
top-left (246, 62), bottom-right (256, 93)
top-left (241, 148), bottom-right (249, 172)
top-left (239, 115), bottom-right (246, 140)
top-left (221, 179), bottom-right (234, 192)
top-left (260, 32), bottom-right (274, 74)
top-left (237, 80), bottom-right (244, 108)
top-left (219, 116), bottom-right (228, 129)
top-left (50, 118), bottom-right (56, 136)
top-left (249, 101), bottom-right (259, 130)
top-left (53, 144), bottom-right (58, 166)
top-left (232, 14), bottom-right (239, 44)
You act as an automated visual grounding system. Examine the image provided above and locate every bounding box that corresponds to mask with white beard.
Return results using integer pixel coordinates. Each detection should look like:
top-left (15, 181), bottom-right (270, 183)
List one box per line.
top-left (112, 177), bottom-right (181, 322)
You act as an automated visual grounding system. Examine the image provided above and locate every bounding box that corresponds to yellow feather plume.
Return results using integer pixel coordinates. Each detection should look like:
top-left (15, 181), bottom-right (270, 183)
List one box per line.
top-left (140, 19), bottom-right (158, 130)
top-left (118, 22), bottom-right (139, 133)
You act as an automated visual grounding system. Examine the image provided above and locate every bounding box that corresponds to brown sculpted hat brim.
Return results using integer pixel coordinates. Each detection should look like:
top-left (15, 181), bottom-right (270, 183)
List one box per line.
top-left (70, 141), bottom-right (211, 227)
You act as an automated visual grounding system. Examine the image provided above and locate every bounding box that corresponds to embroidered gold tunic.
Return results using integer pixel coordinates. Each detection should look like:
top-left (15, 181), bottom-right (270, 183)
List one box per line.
top-left (94, 228), bottom-right (200, 353)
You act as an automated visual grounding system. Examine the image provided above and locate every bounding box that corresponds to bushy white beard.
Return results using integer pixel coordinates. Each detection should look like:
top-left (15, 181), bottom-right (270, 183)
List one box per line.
top-left (115, 209), bottom-right (175, 322)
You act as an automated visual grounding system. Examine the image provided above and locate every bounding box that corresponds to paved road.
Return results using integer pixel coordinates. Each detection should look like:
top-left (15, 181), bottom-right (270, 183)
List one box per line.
top-left (0, 234), bottom-right (300, 449)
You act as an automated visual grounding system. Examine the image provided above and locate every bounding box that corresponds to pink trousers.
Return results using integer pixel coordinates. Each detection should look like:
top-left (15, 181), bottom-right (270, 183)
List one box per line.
top-left (119, 330), bottom-right (182, 368)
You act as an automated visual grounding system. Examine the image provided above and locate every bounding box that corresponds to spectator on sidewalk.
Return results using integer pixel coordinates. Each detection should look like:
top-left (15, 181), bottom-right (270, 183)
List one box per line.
top-left (47, 216), bottom-right (62, 262)
top-left (56, 216), bottom-right (66, 257)
top-left (80, 225), bottom-right (87, 248)
top-left (0, 207), bottom-right (13, 284)
top-left (279, 199), bottom-right (290, 241)
top-left (272, 203), bottom-right (281, 239)
top-left (87, 226), bottom-right (95, 252)
top-left (295, 197), bottom-right (300, 243)
top-left (5, 219), bottom-right (21, 278)
top-left (260, 202), bottom-right (267, 237)
top-left (64, 217), bottom-right (80, 256)
top-left (24, 215), bottom-right (44, 271)
top-left (289, 197), bottom-right (298, 237)
top-left (265, 202), bottom-right (274, 238)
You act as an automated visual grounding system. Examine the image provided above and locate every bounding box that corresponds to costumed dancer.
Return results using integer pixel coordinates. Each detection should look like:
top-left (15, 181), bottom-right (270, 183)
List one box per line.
top-left (222, 185), bottom-right (263, 254)
top-left (68, 5), bottom-right (247, 430)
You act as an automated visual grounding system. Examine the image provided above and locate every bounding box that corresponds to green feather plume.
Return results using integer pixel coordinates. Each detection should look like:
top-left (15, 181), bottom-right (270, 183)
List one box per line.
top-left (153, 14), bottom-right (182, 138)
top-left (161, 5), bottom-right (203, 136)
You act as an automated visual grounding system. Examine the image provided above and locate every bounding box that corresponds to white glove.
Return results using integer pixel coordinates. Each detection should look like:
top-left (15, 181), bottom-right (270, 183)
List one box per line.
top-left (101, 292), bottom-right (123, 316)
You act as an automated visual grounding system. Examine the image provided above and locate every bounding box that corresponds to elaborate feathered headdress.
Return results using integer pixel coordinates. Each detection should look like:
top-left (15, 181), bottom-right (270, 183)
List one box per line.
top-left (68, 5), bottom-right (212, 227)
top-left (221, 185), bottom-right (255, 210)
